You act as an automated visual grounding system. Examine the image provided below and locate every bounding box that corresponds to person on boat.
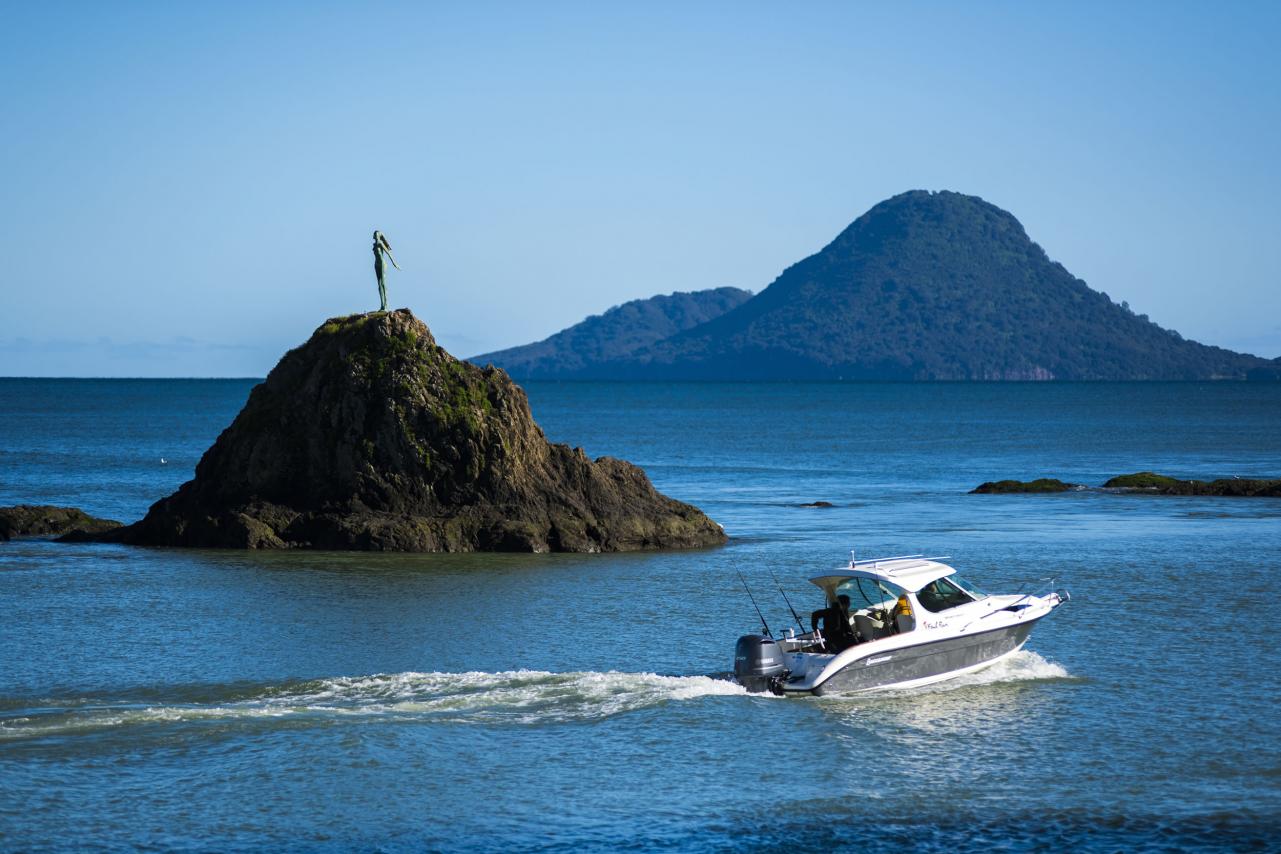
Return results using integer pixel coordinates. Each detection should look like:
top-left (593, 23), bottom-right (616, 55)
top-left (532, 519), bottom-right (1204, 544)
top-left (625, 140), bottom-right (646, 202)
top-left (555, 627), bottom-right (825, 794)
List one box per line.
top-left (811, 594), bottom-right (857, 653)
top-left (891, 593), bottom-right (915, 634)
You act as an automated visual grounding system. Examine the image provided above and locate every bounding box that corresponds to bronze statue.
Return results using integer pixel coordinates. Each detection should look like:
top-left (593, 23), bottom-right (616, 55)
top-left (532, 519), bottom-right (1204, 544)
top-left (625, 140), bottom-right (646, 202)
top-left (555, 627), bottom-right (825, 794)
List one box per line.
top-left (372, 230), bottom-right (401, 311)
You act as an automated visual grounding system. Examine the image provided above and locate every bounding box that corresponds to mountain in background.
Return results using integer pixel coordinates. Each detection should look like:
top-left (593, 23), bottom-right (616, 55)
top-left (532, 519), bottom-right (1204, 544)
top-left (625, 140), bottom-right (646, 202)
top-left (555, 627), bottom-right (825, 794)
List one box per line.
top-left (472, 287), bottom-right (752, 379)
top-left (475, 191), bottom-right (1269, 381)
top-left (1249, 357), bottom-right (1281, 381)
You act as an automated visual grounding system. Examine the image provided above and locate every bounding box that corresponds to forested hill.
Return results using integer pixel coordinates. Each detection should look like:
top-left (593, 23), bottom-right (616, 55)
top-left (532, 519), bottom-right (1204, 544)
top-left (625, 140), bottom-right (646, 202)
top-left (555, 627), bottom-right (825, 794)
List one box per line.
top-left (474, 191), bottom-right (1268, 380)
top-left (472, 287), bottom-right (752, 379)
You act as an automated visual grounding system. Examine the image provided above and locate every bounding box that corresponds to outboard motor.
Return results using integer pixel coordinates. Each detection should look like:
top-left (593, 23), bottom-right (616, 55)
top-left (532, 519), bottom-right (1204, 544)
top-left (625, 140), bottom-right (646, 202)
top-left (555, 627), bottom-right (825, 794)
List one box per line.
top-left (734, 635), bottom-right (786, 694)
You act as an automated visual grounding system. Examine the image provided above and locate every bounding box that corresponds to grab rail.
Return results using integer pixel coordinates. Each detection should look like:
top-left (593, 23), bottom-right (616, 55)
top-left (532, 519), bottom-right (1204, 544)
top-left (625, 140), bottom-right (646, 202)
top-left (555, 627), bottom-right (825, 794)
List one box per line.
top-left (959, 577), bottom-right (1067, 631)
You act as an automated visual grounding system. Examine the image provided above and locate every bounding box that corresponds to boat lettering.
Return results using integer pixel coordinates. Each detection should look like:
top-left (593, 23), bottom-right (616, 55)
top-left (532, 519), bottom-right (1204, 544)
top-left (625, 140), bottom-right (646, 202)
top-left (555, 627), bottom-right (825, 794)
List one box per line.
top-left (923, 620), bottom-right (950, 630)
top-left (865, 655), bottom-right (893, 666)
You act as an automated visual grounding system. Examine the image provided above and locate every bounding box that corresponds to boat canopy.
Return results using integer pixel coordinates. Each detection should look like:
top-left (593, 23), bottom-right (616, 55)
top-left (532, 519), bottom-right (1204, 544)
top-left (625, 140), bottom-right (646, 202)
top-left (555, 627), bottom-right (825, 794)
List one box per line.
top-left (809, 556), bottom-right (956, 596)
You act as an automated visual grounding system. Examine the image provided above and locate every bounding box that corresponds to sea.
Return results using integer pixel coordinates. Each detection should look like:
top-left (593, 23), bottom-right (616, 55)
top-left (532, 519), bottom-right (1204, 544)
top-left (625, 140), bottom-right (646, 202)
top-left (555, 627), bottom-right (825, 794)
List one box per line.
top-left (1, 379), bottom-right (1279, 852)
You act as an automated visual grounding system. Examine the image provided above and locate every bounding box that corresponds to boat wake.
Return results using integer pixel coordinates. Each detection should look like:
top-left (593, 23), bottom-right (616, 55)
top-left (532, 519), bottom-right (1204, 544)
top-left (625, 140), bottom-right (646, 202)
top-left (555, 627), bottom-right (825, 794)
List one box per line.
top-left (0, 670), bottom-right (748, 740)
top-left (957, 649), bottom-right (1069, 684)
top-left (883, 649), bottom-right (1071, 697)
top-left (0, 653), bottom-right (1070, 741)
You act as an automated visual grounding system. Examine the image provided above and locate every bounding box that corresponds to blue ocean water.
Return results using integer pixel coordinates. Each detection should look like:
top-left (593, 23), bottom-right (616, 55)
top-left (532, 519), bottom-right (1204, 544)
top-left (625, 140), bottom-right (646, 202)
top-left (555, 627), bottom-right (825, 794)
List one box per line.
top-left (1, 378), bottom-right (1280, 851)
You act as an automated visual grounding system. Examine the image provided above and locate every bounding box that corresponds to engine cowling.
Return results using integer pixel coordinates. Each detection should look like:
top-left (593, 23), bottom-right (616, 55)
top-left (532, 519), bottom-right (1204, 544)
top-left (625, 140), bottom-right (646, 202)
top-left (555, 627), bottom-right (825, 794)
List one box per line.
top-left (734, 634), bottom-right (786, 693)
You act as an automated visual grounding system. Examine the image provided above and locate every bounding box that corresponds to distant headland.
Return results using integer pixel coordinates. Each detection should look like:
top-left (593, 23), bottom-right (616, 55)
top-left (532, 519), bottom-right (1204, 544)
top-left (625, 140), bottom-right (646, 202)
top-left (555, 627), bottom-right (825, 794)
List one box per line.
top-left (474, 190), bottom-right (1279, 381)
top-left (11, 310), bottom-right (726, 553)
top-left (473, 287), bottom-right (753, 380)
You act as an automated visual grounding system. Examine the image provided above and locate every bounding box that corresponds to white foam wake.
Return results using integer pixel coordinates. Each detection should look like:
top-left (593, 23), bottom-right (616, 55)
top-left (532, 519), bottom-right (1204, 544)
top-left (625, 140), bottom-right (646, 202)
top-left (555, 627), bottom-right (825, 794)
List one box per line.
top-left (965, 649), bottom-right (1069, 683)
top-left (893, 649), bottom-right (1071, 697)
top-left (277, 669), bottom-right (749, 723)
top-left (0, 654), bottom-right (1071, 740)
top-left (0, 670), bottom-right (748, 740)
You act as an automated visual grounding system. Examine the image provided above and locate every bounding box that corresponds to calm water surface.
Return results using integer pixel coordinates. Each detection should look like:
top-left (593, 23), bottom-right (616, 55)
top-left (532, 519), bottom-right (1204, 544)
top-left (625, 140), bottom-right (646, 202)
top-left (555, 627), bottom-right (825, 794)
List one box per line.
top-left (2, 379), bottom-right (1279, 851)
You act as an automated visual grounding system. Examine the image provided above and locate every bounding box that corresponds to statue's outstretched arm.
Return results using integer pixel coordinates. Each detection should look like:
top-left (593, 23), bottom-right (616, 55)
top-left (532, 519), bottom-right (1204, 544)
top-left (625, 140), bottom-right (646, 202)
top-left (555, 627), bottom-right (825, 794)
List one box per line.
top-left (386, 250), bottom-right (401, 271)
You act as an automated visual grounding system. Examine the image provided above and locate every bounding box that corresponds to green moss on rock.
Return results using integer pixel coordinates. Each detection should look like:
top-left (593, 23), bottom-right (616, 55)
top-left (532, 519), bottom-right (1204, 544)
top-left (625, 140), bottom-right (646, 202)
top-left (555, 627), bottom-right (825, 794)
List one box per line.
top-left (1107, 473), bottom-right (1281, 496)
top-left (1103, 472), bottom-right (1182, 489)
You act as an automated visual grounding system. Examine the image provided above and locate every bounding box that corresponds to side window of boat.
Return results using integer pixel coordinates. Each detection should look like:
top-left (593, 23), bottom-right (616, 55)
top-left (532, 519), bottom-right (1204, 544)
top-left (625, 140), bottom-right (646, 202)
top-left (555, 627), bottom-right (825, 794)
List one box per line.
top-left (917, 577), bottom-right (974, 613)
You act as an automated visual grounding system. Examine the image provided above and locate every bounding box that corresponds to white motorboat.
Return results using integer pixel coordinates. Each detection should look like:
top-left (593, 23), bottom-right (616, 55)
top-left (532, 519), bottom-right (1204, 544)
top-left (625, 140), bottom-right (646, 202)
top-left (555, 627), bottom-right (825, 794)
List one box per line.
top-left (733, 554), bottom-right (1067, 696)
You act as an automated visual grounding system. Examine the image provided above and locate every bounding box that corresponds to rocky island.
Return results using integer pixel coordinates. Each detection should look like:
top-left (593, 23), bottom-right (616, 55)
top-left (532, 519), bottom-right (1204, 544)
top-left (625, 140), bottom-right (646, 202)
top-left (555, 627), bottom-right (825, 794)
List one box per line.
top-left (1102, 472), bottom-right (1281, 496)
top-left (972, 472), bottom-right (1281, 496)
top-left (970, 479), bottom-right (1079, 494)
top-left (91, 310), bottom-right (726, 552)
top-left (0, 505), bottom-right (122, 542)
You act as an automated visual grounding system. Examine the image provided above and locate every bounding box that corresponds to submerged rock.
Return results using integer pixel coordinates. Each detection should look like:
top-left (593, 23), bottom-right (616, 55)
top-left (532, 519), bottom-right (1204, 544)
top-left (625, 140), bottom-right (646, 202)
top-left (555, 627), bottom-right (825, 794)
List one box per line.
top-left (109, 309), bottom-right (727, 552)
top-left (969, 479), bottom-right (1078, 494)
top-left (0, 505), bottom-right (122, 541)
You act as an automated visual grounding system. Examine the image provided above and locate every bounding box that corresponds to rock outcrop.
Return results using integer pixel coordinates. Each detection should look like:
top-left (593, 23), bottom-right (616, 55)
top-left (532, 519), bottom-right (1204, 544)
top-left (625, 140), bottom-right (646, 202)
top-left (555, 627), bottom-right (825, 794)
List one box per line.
top-left (969, 479), bottom-right (1078, 494)
top-left (0, 505), bottom-right (122, 541)
top-left (1101, 472), bottom-right (1182, 490)
top-left (971, 472), bottom-right (1281, 497)
top-left (111, 310), bottom-right (726, 552)
top-left (1103, 472), bottom-right (1281, 496)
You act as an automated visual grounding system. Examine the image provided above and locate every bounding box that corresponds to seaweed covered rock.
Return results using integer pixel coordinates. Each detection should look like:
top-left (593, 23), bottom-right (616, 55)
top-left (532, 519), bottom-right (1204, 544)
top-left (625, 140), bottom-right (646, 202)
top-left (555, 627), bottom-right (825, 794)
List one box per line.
top-left (1102, 472), bottom-right (1182, 490)
top-left (0, 505), bottom-right (122, 541)
top-left (113, 310), bottom-right (726, 552)
top-left (1105, 472), bottom-right (1281, 496)
top-left (969, 478), bottom-right (1078, 494)
top-left (970, 472), bottom-right (1281, 497)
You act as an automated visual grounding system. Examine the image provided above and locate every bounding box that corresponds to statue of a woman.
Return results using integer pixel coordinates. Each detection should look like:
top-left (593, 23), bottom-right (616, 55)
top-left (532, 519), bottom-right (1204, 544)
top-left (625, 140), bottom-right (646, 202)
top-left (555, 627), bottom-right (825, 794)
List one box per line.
top-left (372, 230), bottom-right (401, 311)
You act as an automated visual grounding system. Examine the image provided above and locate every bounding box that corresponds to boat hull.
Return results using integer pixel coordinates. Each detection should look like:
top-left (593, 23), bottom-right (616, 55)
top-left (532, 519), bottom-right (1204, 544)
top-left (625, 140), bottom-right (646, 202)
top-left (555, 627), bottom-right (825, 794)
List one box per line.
top-left (796, 619), bottom-right (1039, 696)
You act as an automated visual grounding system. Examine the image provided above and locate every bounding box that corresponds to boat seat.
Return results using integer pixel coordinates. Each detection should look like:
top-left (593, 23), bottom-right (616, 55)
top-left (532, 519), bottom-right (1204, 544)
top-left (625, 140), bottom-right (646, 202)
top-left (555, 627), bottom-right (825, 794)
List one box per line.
top-left (895, 613), bottom-right (915, 633)
top-left (854, 613), bottom-right (888, 642)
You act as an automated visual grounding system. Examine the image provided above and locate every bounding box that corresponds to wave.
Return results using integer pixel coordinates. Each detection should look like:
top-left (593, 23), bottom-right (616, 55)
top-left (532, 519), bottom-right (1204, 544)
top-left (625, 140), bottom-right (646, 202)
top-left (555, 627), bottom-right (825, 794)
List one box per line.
top-left (0, 670), bottom-right (749, 740)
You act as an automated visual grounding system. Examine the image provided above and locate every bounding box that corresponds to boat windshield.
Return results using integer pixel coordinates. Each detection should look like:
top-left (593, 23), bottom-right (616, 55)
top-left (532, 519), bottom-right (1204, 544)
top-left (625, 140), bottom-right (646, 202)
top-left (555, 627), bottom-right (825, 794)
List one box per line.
top-left (949, 575), bottom-right (987, 599)
top-left (835, 577), bottom-right (905, 611)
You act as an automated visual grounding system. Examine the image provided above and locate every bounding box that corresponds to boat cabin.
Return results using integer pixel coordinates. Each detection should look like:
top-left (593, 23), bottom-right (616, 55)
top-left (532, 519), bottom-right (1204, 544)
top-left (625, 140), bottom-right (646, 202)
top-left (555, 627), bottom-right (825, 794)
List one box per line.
top-left (805, 555), bottom-right (985, 652)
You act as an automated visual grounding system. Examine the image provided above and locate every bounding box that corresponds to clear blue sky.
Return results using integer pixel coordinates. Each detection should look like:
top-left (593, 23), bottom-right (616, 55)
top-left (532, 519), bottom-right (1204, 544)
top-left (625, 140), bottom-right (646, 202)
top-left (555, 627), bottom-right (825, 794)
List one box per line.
top-left (2, 1), bottom-right (1279, 376)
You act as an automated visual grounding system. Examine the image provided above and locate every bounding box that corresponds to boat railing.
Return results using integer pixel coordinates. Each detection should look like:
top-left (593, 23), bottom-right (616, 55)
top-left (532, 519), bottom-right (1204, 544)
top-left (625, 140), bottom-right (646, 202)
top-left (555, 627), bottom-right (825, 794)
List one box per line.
top-left (960, 576), bottom-right (1068, 631)
top-left (849, 554), bottom-right (952, 571)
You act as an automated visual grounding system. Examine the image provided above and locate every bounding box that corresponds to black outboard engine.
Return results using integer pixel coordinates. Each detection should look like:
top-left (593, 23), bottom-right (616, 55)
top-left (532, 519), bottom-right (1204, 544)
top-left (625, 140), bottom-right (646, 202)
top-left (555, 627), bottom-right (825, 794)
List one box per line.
top-left (734, 635), bottom-right (787, 694)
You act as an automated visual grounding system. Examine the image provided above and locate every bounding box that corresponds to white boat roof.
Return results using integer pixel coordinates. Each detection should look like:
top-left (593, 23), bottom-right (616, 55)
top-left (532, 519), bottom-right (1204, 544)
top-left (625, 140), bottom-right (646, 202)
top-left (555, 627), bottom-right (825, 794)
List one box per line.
top-left (809, 555), bottom-right (956, 594)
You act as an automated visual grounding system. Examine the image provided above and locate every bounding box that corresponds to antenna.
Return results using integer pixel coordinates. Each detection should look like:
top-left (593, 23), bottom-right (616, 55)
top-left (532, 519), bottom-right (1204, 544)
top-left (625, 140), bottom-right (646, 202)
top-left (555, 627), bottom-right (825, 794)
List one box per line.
top-left (737, 571), bottom-right (772, 638)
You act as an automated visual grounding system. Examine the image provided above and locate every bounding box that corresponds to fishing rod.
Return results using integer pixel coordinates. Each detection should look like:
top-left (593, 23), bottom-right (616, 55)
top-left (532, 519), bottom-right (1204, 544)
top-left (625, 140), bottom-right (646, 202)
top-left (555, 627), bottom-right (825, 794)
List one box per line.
top-left (737, 571), bottom-right (772, 638)
top-left (767, 566), bottom-right (805, 633)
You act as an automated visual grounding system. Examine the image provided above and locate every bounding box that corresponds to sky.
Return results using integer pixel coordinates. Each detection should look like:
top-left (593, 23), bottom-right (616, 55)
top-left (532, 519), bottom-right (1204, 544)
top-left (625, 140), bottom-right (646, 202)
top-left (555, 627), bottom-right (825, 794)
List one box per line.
top-left (2, 1), bottom-right (1279, 376)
